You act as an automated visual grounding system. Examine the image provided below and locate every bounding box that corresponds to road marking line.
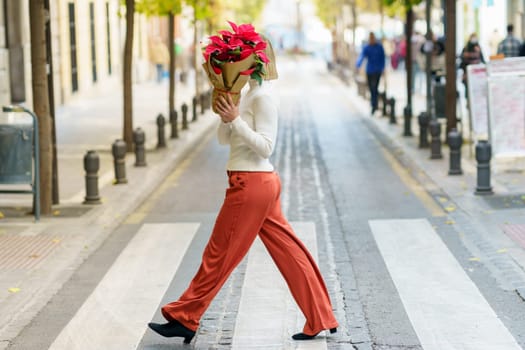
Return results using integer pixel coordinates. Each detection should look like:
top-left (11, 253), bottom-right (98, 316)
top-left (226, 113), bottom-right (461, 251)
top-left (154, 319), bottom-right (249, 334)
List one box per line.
top-left (232, 222), bottom-right (327, 350)
top-left (370, 219), bottom-right (522, 350)
top-left (379, 147), bottom-right (445, 217)
top-left (48, 223), bottom-right (199, 350)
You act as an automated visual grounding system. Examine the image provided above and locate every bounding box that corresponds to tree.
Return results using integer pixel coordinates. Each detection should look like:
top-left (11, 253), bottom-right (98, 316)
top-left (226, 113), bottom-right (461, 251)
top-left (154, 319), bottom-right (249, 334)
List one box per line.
top-left (29, 0), bottom-right (53, 215)
top-left (123, 0), bottom-right (135, 151)
top-left (186, 0), bottom-right (211, 100)
top-left (137, 0), bottom-right (183, 128)
top-left (225, 0), bottom-right (266, 25)
top-left (382, 0), bottom-right (423, 133)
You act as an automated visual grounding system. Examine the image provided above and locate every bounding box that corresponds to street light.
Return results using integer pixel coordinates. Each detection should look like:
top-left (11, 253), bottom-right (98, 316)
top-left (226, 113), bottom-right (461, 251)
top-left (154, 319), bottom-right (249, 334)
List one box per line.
top-left (2, 105), bottom-right (40, 221)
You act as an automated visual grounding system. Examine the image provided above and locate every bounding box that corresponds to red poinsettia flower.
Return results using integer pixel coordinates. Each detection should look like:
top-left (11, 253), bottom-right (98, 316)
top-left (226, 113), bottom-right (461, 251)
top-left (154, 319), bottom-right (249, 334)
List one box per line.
top-left (203, 21), bottom-right (271, 83)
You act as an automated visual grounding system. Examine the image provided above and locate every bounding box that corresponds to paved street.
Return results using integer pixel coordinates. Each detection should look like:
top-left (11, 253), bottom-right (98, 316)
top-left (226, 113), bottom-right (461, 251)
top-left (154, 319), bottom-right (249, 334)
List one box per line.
top-left (2, 55), bottom-right (525, 349)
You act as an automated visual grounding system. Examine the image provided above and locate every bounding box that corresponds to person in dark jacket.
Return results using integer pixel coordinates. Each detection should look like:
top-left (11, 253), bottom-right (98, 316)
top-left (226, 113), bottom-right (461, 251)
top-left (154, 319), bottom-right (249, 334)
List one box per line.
top-left (460, 33), bottom-right (485, 99)
top-left (356, 32), bottom-right (385, 115)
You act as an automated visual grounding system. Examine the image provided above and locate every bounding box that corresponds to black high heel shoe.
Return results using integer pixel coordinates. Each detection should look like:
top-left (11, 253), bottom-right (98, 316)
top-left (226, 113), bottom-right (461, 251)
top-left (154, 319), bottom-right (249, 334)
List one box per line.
top-left (148, 320), bottom-right (196, 344)
top-left (292, 327), bottom-right (337, 340)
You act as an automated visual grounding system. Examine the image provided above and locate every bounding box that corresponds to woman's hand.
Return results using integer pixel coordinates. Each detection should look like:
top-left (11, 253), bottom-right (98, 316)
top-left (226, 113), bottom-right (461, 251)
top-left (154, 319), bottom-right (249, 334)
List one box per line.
top-left (215, 93), bottom-right (239, 123)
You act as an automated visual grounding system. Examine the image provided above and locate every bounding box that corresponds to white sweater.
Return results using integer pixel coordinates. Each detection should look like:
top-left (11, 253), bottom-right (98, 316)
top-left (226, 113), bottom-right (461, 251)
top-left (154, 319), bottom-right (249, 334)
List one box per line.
top-left (217, 80), bottom-right (278, 172)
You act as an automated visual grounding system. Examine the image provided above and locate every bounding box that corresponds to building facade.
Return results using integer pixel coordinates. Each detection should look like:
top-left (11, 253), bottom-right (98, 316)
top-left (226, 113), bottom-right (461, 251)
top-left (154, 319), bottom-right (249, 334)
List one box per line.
top-left (1, 0), bottom-right (157, 109)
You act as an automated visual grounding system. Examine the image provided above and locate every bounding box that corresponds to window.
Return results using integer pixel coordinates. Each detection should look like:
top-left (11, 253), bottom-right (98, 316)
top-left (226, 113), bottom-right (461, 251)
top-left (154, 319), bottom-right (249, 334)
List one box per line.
top-left (68, 3), bottom-right (78, 92)
top-left (89, 2), bottom-right (97, 82)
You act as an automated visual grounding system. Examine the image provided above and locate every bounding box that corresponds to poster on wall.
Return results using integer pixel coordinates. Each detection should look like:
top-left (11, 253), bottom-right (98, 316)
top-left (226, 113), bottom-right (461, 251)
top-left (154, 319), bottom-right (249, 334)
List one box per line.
top-left (467, 64), bottom-right (488, 138)
top-left (488, 74), bottom-right (525, 156)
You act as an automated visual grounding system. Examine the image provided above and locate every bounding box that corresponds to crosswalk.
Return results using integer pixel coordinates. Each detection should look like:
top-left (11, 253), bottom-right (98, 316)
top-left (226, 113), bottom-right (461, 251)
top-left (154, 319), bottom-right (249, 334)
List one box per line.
top-left (46, 220), bottom-right (522, 349)
top-left (370, 219), bottom-right (521, 350)
top-left (48, 223), bottom-right (199, 350)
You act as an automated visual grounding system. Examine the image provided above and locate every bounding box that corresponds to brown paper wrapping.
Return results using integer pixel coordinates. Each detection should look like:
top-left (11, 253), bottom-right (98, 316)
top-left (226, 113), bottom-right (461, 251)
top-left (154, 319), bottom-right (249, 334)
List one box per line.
top-left (202, 55), bottom-right (255, 113)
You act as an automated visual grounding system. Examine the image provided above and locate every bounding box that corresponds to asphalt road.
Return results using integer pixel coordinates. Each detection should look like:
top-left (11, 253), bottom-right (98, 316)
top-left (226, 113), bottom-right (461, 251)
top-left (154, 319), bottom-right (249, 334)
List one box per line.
top-left (8, 56), bottom-right (525, 350)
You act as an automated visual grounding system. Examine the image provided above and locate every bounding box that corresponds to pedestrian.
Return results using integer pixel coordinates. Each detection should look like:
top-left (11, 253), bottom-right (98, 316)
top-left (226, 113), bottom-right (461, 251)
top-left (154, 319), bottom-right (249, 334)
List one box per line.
top-left (356, 32), bottom-right (386, 116)
top-left (497, 24), bottom-right (522, 58)
top-left (148, 32), bottom-right (339, 344)
top-left (411, 32), bottom-right (426, 94)
top-left (460, 33), bottom-right (485, 99)
top-left (149, 37), bottom-right (169, 83)
top-left (520, 42), bottom-right (525, 56)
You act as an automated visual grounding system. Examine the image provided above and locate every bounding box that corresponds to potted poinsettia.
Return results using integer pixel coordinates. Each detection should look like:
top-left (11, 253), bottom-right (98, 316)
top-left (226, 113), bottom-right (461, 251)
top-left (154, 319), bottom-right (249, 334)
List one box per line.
top-left (202, 21), bottom-right (270, 113)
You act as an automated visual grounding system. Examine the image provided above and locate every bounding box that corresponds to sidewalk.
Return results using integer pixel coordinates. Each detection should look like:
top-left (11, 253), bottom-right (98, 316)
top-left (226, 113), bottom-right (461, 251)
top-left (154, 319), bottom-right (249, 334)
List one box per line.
top-left (343, 67), bottom-right (525, 301)
top-left (0, 75), bottom-right (218, 349)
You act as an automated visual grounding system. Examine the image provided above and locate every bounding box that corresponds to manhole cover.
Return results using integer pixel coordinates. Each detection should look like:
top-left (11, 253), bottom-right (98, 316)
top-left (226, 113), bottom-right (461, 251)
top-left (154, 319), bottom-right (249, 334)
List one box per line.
top-left (482, 194), bottom-right (525, 210)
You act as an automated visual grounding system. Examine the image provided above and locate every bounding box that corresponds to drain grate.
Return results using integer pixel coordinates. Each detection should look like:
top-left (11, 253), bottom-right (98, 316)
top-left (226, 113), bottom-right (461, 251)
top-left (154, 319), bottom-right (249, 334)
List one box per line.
top-left (0, 206), bottom-right (92, 218)
top-left (0, 236), bottom-right (62, 270)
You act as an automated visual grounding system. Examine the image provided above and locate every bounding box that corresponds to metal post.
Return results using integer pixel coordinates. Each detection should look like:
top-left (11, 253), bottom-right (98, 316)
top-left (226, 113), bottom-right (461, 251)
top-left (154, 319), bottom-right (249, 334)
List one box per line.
top-left (206, 90), bottom-right (212, 109)
top-left (380, 92), bottom-right (388, 117)
top-left (170, 110), bottom-right (178, 139)
top-left (182, 103), bottom-right (189, 130)
top-left (112, 139), bottom-right (128, 184)
top-left (403, 106), bottom-right (413, 136)
top-left (133, 128), bottom-right (147, 167)
top-left (429, 119), bottom-right (443, 159)
top-left (192, 96), bottom-right (197, 122)
top-left (200, 93), bottom-right (206, 114)
top-left (418, 112), bottom-right (430, 148)
top-left (389, 97), bottom-right (396, 124)
top-left (475, 140), bottom-right (493, 195)
top-left (448, 129), bottom-right (463, 175)
top-left (83, 150), bottom-right (101, 204)
top-left (156, 114), bottom-right (166, 148)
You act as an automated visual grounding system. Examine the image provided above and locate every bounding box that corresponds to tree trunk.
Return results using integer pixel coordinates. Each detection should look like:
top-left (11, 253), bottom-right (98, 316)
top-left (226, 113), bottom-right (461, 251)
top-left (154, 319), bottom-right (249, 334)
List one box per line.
top-left (168, 13), bottom-right (176, 117)
top-left (123, 0), bottom-right (134, 152)
top-left (405, 7), bottom-right (413, 114)
top-left (29, 0), bottom-right (52, 215)
top-left (44, 0), bottom-right (59, 204)
top-left (445, 0), bottom-right (457, 133)
top-left (193, 18), bottom-right (200, 100)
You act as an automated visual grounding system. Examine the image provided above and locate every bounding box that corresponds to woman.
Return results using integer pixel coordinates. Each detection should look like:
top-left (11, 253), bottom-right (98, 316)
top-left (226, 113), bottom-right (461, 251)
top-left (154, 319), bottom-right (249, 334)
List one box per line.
top-left (148, 36), bottom-right (338, 344)
top-left (460, 33), bottom-right (485, 98)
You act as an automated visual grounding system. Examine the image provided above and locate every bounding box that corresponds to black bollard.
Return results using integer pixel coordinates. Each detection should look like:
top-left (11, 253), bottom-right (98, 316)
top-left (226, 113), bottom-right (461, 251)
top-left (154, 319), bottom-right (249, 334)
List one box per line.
top-left (83, 150), bottom-right (101, 204)
top-left (448, 129), bottom-right (463, 175)
top-left (200, 93), bottom-right (206, 114)
top-left (170, 110), bottom-right (178, 139)
top-left (475, 140), bottom-right (494, 195)
top-left (380, 92), bottom-right (388, 117)
top-left (388, 97), bottom-right (396, 124)
top-left (418, 112), bottom-right (430, 148)
top-left (206, 90), bottom-right (212, 110)
top-left (403, 106), bottom-right (413, 136)
top-left (192, 96), bottom-right (197, 122)
top-left (112, 139), bottom-right (128, 184)
top-left (133, 128), bottom-right (147, 167)
top-left (181, 103), bottom-right (189, 130)
top-left (156, 114), bottom-right (166, 148)
top-left (429, 119), bottom-right (443, 159)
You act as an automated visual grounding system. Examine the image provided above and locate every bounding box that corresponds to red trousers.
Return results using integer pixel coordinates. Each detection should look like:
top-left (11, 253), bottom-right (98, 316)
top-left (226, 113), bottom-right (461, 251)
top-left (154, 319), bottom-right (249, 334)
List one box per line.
top-left (161, 171), bottom-right (338, 335)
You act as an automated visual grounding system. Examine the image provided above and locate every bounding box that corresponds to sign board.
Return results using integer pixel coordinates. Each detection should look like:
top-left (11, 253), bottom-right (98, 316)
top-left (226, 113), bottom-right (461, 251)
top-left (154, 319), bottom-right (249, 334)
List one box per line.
top-left (466, 64), bottom-right (489, 137)
top-left (488, 74), bottom-right (525, 156)
top-left (488, 57), bottom-right (525, 75)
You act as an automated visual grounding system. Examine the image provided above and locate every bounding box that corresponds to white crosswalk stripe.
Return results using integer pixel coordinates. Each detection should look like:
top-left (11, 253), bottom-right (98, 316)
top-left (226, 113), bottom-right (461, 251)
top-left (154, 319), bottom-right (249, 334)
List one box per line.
top-left (232, 221), bottom-right (328, 350)
top-left (48, 223), bottom-right (199, 350)
top-left (370, 218), bottom-right (522, 350)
